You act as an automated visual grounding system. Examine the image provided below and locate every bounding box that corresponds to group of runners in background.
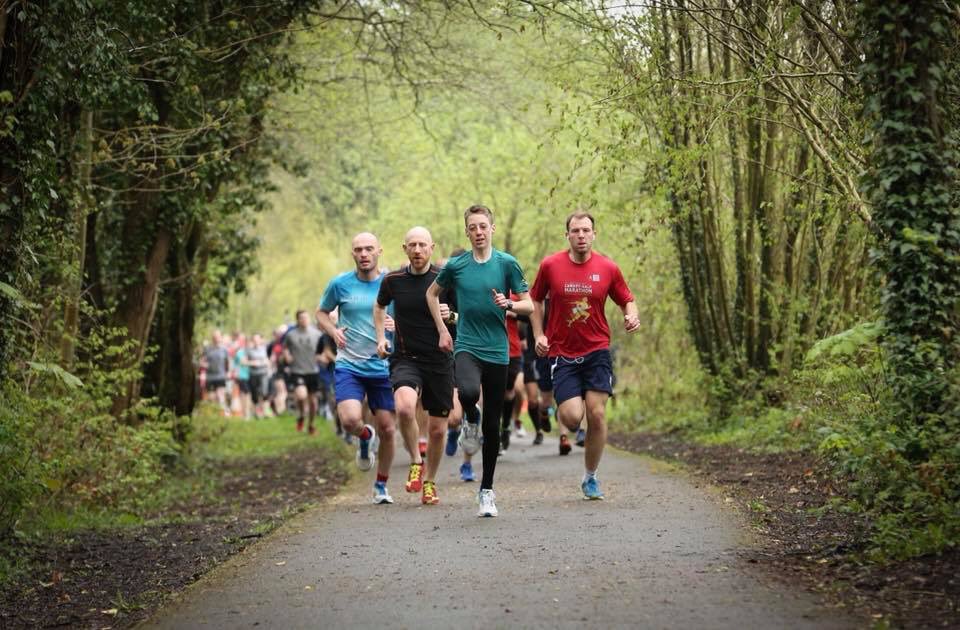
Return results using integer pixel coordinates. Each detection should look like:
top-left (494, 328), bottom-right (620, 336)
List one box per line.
top-left (197, 324), bottom-right (339, 431)
top-left (199, 205), bottom-right (639, 517)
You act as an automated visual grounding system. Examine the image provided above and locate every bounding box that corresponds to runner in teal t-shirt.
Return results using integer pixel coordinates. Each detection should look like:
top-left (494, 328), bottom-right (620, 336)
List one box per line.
top-left (436, 248), bottom-right (528, 365)
top-left (427, 205), bottom-right (532, 518)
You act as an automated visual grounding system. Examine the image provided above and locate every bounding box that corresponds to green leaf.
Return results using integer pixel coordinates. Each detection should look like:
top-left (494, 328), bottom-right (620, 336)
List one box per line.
top-left (26, 361), bottom-right (84, 389)
top-left (806, 321), bottom-right (885, 363)
top-left (0, 280), bottom-right (36, 308)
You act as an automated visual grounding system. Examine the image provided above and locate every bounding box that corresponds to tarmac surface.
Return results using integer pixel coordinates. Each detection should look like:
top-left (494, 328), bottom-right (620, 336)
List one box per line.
top-left (143, 432), bottom-right (854, 629)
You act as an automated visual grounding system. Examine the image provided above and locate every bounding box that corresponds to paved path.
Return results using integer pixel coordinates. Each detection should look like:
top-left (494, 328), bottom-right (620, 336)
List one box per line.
top-left (145, 433), bottom-right (853, 629)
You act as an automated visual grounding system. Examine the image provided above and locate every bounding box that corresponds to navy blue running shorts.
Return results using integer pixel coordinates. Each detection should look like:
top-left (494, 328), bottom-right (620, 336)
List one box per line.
top-left (551, 349), bottom-right (614, 405)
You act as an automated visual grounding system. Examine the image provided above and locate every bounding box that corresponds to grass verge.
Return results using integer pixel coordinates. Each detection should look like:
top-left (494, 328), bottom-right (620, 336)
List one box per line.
top-left (0, 406), bottom-right (352, 629)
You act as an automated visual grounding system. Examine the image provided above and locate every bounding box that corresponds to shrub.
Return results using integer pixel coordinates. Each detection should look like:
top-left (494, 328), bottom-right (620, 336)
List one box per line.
top-left (804, 322), bottom-right (960, 560)
top-left (0, 317), bottom-right (184, 537)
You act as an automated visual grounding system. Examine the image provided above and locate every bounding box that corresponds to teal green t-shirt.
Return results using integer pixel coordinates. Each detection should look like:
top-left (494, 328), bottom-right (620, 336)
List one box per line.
top-left (436, 248), bottom-right (528, 364)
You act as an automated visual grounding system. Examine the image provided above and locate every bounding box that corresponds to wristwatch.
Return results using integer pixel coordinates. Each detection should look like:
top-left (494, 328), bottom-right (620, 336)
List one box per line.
top-left (505, 300), bottom-right (514, 311)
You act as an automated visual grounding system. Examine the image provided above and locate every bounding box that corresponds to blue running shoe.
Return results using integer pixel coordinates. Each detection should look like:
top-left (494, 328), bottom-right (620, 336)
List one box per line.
top-left (446, 427), bottom-right (460, 457)
top-left (459, 461), bottom-right (475, 482)
top-left (581, 476), bottom-right (604, 500)
top-left (575, 428), bottom-right (586, 447)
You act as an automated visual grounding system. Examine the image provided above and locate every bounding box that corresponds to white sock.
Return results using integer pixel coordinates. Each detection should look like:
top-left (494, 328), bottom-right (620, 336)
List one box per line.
top-left (584, 469), bottom-right (597, 481)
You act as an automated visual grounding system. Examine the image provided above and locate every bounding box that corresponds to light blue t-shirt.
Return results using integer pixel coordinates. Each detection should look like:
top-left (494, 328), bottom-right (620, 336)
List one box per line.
top-left (319, 270), bottom-right (390, 378)
top-left (234, 348), bottom-right (249, 381)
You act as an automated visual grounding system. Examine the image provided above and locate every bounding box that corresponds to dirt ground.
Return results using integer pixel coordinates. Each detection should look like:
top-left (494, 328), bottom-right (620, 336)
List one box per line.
top-left (0, 450), bottom-right (349, 629)
top-left (608, 431), bottom-right (960, 629)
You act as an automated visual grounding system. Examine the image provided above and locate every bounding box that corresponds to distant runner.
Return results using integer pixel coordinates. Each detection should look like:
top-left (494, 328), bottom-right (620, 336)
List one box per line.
top-left (283, 310), bottom-right (322, 434)
top-left (201, 330), bottom-right (230, 417)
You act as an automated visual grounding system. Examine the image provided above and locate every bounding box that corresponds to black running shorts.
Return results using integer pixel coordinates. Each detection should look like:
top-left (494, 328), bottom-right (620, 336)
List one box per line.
top-left (389, 357), bottom-right (454, 417)
top-left (506, 356), bottom-right (522, 391)
top-left (293, 372), bottom-right (320, 393)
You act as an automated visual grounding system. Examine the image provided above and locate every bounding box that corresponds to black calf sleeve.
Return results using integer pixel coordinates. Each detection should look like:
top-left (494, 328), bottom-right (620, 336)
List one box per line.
top-left (501, 397), bottom-right (514, 431)
top-left (527, 402), bottom-right (540, 430)
top-left (480, 371), bottom-right (506, 488)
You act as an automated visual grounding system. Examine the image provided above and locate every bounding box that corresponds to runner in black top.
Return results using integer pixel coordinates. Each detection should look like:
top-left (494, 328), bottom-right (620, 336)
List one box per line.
top-left (374, 226), bottom-right (455, 505)
top-left (528, 300), bottom-right (574, 453)
top-left (316, 327), bottom-right (344, 440)
top-left (520, 319), bottom-right (546, 444)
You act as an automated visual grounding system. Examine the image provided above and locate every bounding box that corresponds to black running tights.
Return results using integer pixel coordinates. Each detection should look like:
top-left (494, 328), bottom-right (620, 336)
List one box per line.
top-left (455, 352), bottom-right (508, 490)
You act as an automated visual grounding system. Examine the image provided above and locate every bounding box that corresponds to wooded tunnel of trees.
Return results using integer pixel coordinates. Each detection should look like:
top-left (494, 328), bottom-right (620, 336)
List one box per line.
top-left (1, 1), bottom-right (958, 561)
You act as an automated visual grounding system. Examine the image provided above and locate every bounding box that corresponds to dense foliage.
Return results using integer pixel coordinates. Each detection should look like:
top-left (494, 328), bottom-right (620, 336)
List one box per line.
top-left (0, 0), bottom-right (443, 537)
top-left (853, 0), bottom-right (960, 558)
top-left (861, 1), bottom-right (960, 418)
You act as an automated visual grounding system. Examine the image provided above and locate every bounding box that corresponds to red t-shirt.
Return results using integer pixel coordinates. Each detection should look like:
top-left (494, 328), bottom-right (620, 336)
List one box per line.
top-left (530, 251), bottom-right (633, 357)
top-left (506, 292), bottom-right (522, 358)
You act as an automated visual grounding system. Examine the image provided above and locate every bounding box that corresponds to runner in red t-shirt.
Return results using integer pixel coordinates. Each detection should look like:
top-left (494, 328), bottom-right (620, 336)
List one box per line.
top-left (530, 211), bottom-right (640, 500)
top-left (499, 292), bottom-right (524, 452)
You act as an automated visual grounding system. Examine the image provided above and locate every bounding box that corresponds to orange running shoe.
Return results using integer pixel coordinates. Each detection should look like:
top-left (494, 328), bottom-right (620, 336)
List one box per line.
top-left (421, 480), bottom-right (439, 505)
top-left (405, 462), bottom-right (424, 493)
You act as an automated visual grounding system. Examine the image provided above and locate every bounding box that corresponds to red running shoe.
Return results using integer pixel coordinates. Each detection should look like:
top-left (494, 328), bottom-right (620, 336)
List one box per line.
top-left (421, 480), bottom-right (439, 505)
top-left (559, 434), bottom-right (572, 456)
top-left (296, 417), bottom-right (304, 432)
top-left (418, 439), bottom-right (427, 458)
top-left (405, 462), bottom-right (424, 493)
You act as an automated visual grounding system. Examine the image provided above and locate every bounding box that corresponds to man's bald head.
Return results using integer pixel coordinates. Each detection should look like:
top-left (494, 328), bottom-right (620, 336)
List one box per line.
top-left (353, 231), bottom-right (380, 249)
top-left (351, 232), bottom-right (382, 275)
top-left (404, 226), bottom-right (433, 245)
top-left (402, 226), bottom-right (435, 273)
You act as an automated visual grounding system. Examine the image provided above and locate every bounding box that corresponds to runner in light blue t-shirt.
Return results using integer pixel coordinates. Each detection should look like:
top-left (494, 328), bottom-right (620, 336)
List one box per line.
top-left (316, 232), bottom-right (399, 505)
top-left (319, 271), bottom-right (389, 378)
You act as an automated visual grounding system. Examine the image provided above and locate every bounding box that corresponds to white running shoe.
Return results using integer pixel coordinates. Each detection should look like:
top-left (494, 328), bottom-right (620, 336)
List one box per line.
top-left (515, 422), bottom-right (527, 438)
top-left (356, 424), bottom-right (377, 471)
top-left (477, 488), bottom-right (498, 517)
top-left (373, 481), bottom-right (394, 504)
top-left (459, 421), bottom-right (481, 456)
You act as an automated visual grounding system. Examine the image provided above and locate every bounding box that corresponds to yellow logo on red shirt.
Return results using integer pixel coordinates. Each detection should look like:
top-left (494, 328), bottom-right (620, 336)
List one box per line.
top-left (567, 297), bottom-right (591, 326)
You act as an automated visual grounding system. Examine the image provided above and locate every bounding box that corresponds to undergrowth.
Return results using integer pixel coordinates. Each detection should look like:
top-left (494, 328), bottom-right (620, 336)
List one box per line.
top-left (611, 321), bottom-right (960, 562)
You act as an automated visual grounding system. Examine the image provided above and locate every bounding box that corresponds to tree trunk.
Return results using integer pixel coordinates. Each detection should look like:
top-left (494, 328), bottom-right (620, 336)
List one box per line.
top-left (0, 9), bottom-right (23, 382)
top-left (156, 221), bottom-right (205, 419)
top-left (754, 83), bottom-right (779, 374)
top-left (61, 109), bottom-right (93, 368)
top-left (779, 142), bottom-right (810, 371)
top-left (110, 212), bottom-right (173, 419)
